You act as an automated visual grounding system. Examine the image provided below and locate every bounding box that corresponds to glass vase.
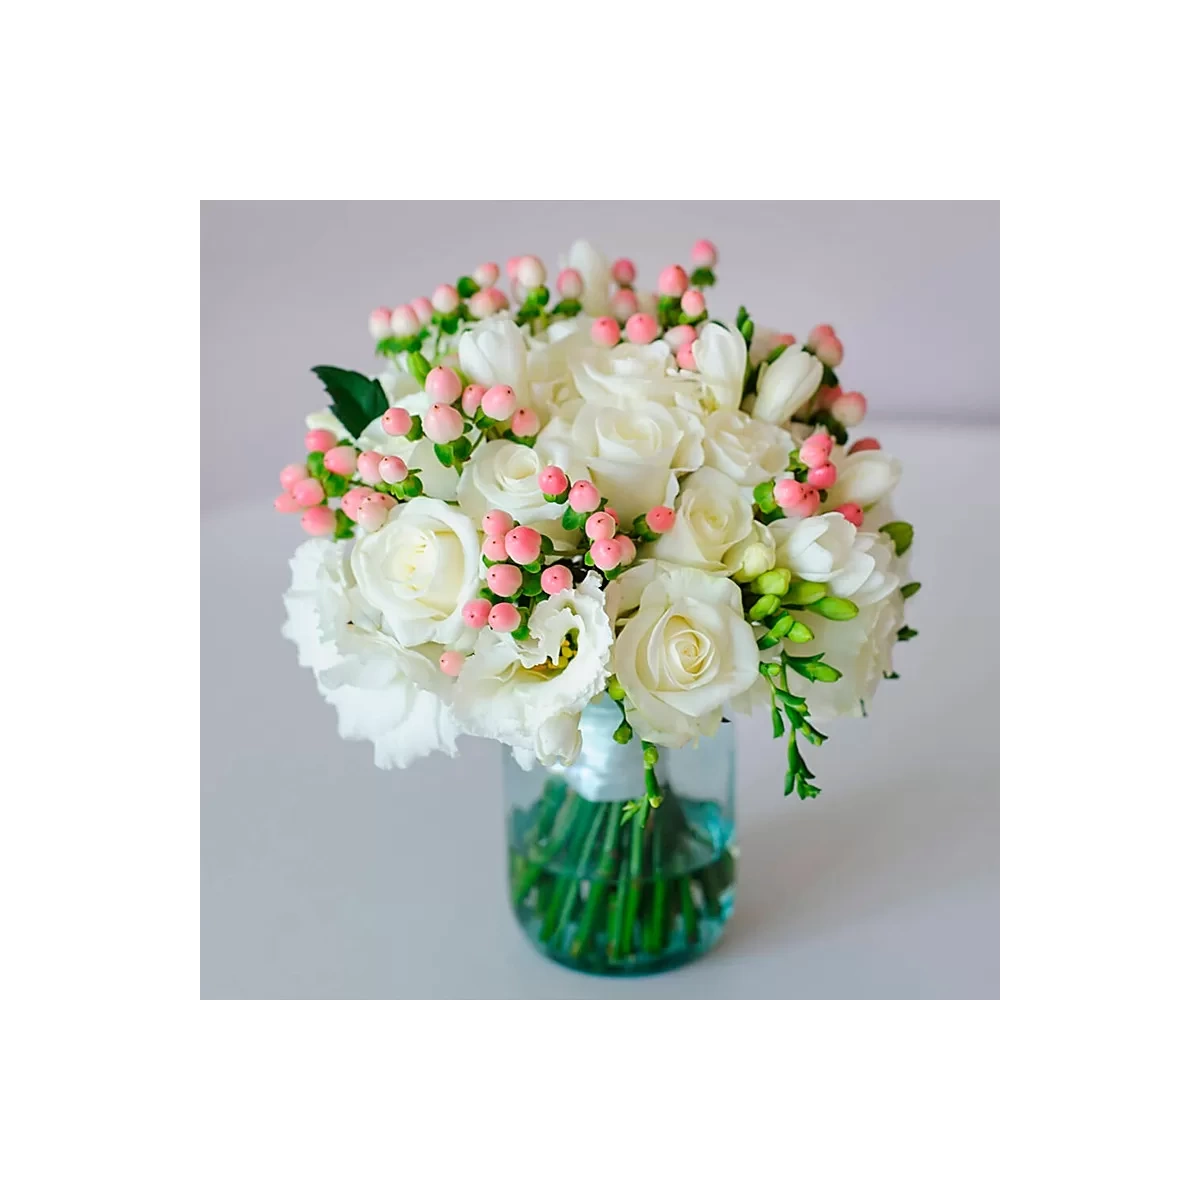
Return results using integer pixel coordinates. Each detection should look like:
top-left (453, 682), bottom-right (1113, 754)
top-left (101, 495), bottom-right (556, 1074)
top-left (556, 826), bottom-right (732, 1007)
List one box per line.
top-left (504, 697), bottom-right (736, 976)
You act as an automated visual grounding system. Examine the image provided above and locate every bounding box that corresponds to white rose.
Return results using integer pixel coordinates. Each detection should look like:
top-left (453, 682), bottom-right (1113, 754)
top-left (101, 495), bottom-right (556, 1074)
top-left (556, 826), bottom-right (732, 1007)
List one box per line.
top-left (691, 322), bottom-right (747, 412)
top-left (649, 466), bottom-right (753, 574)
top-left (773, 513), bottom-right (900, 603)
top-left (612, 566), bottom-right (759, 747)
top-left (457, 439), bottom-right (569, 541)
top-left (458, 317), bottom-right (529, 403)
top-left (562, 239), bottom-right (611, 316)
top-left (701, 408), bottom-right (793, 487)
top-left (747, 345), bottom-right (823, 425)
top-left (350, 497), bottom-right (482, 649)
top-left (726, 520), bottom-right (777, 583)
top-left (825, 447), bottom-right (903, 510)
top-left (569, 340), bottom-right (694, 408)
top-left (456, 575), bottom-right (613, 765)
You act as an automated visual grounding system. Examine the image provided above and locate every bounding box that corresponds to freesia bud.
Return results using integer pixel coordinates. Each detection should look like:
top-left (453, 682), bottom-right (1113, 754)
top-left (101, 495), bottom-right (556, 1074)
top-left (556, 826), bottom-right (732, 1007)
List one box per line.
top-left (411, 297), bottom-right (433, 323)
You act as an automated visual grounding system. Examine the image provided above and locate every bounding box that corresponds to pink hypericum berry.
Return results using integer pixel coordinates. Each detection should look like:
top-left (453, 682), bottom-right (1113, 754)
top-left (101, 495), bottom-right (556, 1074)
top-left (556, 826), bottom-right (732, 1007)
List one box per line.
top-left (488, 602), bottom-right (521, 634)
top-left (680, 289), bottom-right (706, 318)
top-left (834, 503), bottom-right (864, 527)
top-left (378, 455), bottom-right (408, 484)
top-left (279, 463), bottom-right (309, 490)
top-left (356, 451), bottom-right (383, 484)
top-left (591, 538), bottom-right (624, 571)
top-left (274, 492), bottom-right (302, 513)
top-left (323, 445), bottom-right (358, 477)
top-left (516, 255), bottom-right (546, 289)
top-left (585, 511), bottom-right (617, 541)
top-left (505, 525), bottom-right (542, 565)
top-left (541, 565), bottom-right (573, 595)
top-left (484, 286), bottom-right (508, 311)
top-left (664, 324), bottom-right (697, 351)
top-left (610, 289), bottom-right (639, 322)
top-left (568, 479), bottom-right (600, 514)
top-left (390, 305), bottom-right (420, 336)
top-left (616, 535), bottom-right (637, 566)
top-left (830, 391), bottom-right (867, 427)
top-left (808, 325), bottom-right (844, 369)
top-left (646, 506), bottom-right (675, 534)
top-left (305, 428), bottom-right (337, 454)
top-left (381, 407), bottom-right (413, 437)
top-left (300, 506), bottom-right (336, 537)
top-left (461, 384), bottom-right (486, 417)
top-left (487, 564), bottom-right (523, 597)
top-left (848, 437), bottom-right (882, 454)
top-left (481, 385), bottom-right (517, 421)
top-left (432, 284), bottom-right (459, 314)
top-left (510, 408), bottom-right (540, 438)
top-left (691, 239), bottom-right (718, 268)
top-left (468, 290), bottom-right (499, 319)
top-left (538, 466), bottom-right (568, 497)
top-left (291, 477), bottom-right (325, 508)
top-left (612, 258), bottom-right (637, 286)
top-left (356, 495), bottom-right (392, 532)
top-left (505, 256), bottom-right (522, 280)
top-left (782, 483), bottom-right (821, 518)
top-left (624, 313), bottom-right (658, 344)
top-left (482, 509), bottom-right (514, 537)
top-left (424, 365), bottom-right (463, 404)
top-left (341, 486), bottom-right (374, 520)
top-left (657, 264), bottom-right (689, 297)
top-left (556, 268), bottom-right (583, 299)
top-left (424, 403), bottom-right (465, 444)
top-left (368, 308), bottom-right (392, 340)
top-left (774, 477), bottom-right (804, 510)
top-left (483, 534), bottom-right (508, 561)
top-left (676, 344), bottom-right (697, 370)
top-left (798, 432), bottom-right (834, 469)
top-left (439, 651), bottom-right (465, 677)
top-left (411, 296), bottom-right (433, 323)
top-left (591, 317), bottom-right (621, 348)
top-left (474, 262), bottom-right (500, 288)
top-left (462, 598), bottom-right (493, 629)
top-left (604, 505), bottom-right (619, 521)
top-left (807, 463), bottom-right (838, 489)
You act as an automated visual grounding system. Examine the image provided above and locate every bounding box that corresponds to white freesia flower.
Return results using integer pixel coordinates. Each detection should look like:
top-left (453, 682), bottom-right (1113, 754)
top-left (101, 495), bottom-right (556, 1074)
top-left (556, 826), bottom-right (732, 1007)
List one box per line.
top-left (457, 439), bottom-right (570, 541)
top-left (649, 466), bottom-right (753, 574)
top-left (350, 497), bottom-right (482, 649)
top-left (726, 520), bottom-right (777, 583)
top-left (701, 408), bottom-right (793, 488)
top-left (825, 447), bottom-right (903, 510)
top-left (835, 532), bottom-right (901, 605)
top-left (691, 322), bottom-right (747, 412)
top-left (612, 566), bottom-right (759, 747)
top-left (773, 513), bottom-right (900, 603)
top-left (563, 239), bottom-right (611, 316)
top-left (458, 317), bottom-right (529, 403)
top-left (456, 575), bottom-right (613, 766)
top-left (747, 345), bottom-right (823, 425)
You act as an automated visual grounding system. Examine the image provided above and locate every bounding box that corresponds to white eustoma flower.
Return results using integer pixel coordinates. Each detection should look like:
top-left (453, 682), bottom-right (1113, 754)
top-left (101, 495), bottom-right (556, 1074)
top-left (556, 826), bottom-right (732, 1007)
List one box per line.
top-left (458, 317), bottom-right (529, 403)
top-left (773, 513), bottom-right (900, 603)
top-left (691, 322), bottom-right (747, 412)
top-left (649, 466), bottom-right (753, 574)
top-left (747, 345), bottom-right (823, 425)
top-left (612, 566), bottom-right (759, 747)
top-left (456, 575), bottom-right (613, 766)
top-left (350, 497), bottom-right (482, 649)
top-left (562, 239), bottom-right (611, 316)
top-left (701, 408), bottom-right (793, 488)
top-left (825, 447), bottom-right (903, 510)
top-left (457, 439), bottom-right (570, 541)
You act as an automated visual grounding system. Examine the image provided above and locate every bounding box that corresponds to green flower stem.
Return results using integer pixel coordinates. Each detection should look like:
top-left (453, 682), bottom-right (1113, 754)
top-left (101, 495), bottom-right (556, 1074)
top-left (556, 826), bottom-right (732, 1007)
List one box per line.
top-left (540, 804), bottom-right (593, 942)
top-left (646, 818), bottom-right (668, 954)
top-left (680, 876), bottom-right (699, 944)
top-left (607, 842), bottom-right (630, 964)
top-left (619, 812), bottom-right (647, 957)
top-left (569, 804), bottom-right (623, 958)
top-left (552, 803), bottom-right (608, 944)
top-left (512, 788), bottom-right (579, 905)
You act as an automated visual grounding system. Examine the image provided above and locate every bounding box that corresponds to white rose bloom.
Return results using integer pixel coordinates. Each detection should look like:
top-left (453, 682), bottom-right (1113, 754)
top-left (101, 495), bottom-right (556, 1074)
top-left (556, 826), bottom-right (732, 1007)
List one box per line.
top-left (562, 239), bottom-right (611, 316)
top-left (612, 566), bottom-right (759, 748)
top-left (649, 466), bottom-right (754, 574)
top-left (457, 439), bottom-right (570, 541)
top-left (701, 408), bottom-right (793, 488)
top-left (726, 520), bottom-right (777, 583)
top-left (458, 317), bottom-right (529, 403)
top-left (526, 318), bottom-right (588, 418)
top-left (773, 513), bottom-right (900, 603)
top-left (603, 560), bottom-right (666, 628)
top-left (569, 340), bottom-right (691, 408)
top-left (350, 497), bottom-right (482, 649)
top-left (747, 345), bottom-right (823, 425)
top-left (456, 575), bottom-right (613, 766)
top-left (825, 447), bottom-right (903, 511)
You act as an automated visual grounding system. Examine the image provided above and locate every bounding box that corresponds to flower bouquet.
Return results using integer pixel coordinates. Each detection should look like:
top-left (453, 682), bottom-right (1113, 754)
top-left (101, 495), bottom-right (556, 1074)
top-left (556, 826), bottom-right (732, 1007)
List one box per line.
top-left (279, 240), bottom-right (920, 975)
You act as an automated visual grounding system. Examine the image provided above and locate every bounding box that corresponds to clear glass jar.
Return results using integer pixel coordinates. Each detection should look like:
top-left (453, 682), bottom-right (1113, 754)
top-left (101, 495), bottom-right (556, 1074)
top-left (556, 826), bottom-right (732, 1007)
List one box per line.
top-left (504, 697), bottom-right (736, 976)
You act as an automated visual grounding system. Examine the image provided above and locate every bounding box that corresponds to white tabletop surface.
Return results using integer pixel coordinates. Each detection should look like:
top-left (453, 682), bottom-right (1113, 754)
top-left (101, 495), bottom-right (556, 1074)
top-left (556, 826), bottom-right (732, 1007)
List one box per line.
top-left (201, 422), bottom-right (998, 998)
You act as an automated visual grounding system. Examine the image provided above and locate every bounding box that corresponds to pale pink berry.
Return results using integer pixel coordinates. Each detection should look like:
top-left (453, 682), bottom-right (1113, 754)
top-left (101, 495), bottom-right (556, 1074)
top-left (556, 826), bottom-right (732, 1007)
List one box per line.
top-left (488, 602), bottom-right (521, 634)
top-left (280, 463), bottom-right (309, 490)
top-left (378, 456), bottom-right (407, 484)
top-left (676, 344), bottom-right (697, 370)
top-left (830, 391), bottom-right (867, 427)
top-left (411, 296), bottom-right (433, 323)
top-left (616, 535), bottom-right (637, 566)
top-left (591, 538), bottom-right (624, 571)
top-left (462, 598), bottom-right (493, 629)
top-left (483, 286), bottom-right (508, 311)
top-left (473, 262), bottom-right (500, 288)
top-left (808, 325), bottom-right (844, 368)
top-left (381, 407), bottom-right (413, 437)
top-left (305, 428), bottom-right (337, 454)
top-left (834, 503), bottom-right (864, 527)
top-left (483, 534), bottom-right (508, 562)
top-left (432, 284), bottom-right (459, 314)
top-left (612, 258), bottom-right (636, 286)
top-left (657, 264), bottom-right (688, 297)
top-left (461, 384), bottom-right (486, 417)
top-left (356, 495), bottom-right (391, 532)
top-left (390, 305), bottom-right (420, 336)
top-left (610, 289), bottom-right (639, 322)
top-left (323, 445), bottom-right (358, 477)
top-left (368, 307), bottom-right (392, 340)
top-left (556, 268), bottom-right (583, 299)
top-left (481, 385), bottom-right (517, 421)
top-left (798, 432), bottom-right (833, 469)
top-left (505, 256), bottom-right (522, 280)
top-left (782, 483), bottom-right (821, 518)
top-left (680, 289), bottom-right (705, 318)
top-left (341, 486), bottom-right (375, 520)
top-left (604, 506), bottom-right (618, 521)
top-left (482, 509), bottom-right (514, 537)
top-left (591, 317), bottom-right (620, 348)
top-left (467, 290), bottom-right (496, 319)
top-left (807, 463), bottom-right (838, 489)
top-left (300, 506), bottom-right (336, 537)
top-left (646, 506), bottom-right (675, 534)
top-left (439, 650), bottom-right (465, 677)
top-left (774, 477), bottom-right (804, 510)
top-left (541, 565), bottom-right (573, 595)
top-left (274, 492), bottom-right (302, 513)
top-left (487, 564), bottom-right (523, 597)
top-left (424, 403), bottom-right (465, 444)
top-left (691, 239), bottom-right (718, 268)
top-left (424, 365), bottom-right (463, 404)
top-left (624, 313), bottom-right (658, 344)
top-left (848, 437), bottom-right (882, 454)
top-left (765, 333), bottom-right (797, 355)
top-left (586, 511), bottom-right (617, 541)
top-left (568, 479), bottom-right (600, 514)
top-left (538, 466), bottom-right (568, 497)
top-left (291, 477), bottom-right (325, 508)
top-left (516, 255), bottom-right (546, 289)
top-left (664, 324), bottom-right (697, 350)
top-left (356, 452), bottom-right (383, 484)
top-left (505, 525), bottom-right (542, 565)
top-left (510, 407), bottom-right (540, 438)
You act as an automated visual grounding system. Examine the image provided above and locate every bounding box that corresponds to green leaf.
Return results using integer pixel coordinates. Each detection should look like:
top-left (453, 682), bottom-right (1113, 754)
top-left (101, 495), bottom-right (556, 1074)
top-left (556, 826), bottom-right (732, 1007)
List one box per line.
top-left (810, 410), bottom-right (849, 445)
top-left (880, 522), bottom-right (914, 556)
top-left (561, 507), bottom-right (581, 532)
top-left (690, 267), bottom-right (715, 288)
top-left (311, 366), bottom-right (389, 439)
top-left (771, 706), bottom-right (785, 739)
top-left (883, 671), bottom-right (901, 680)
top-left (752, 480), bottom-right (778, 513)
top-left (434, 442), bottom-right (455, 468)
top-left (552, 298), bottom-right (582, 317)
top-left (333, 509), bottom-right (356, 540)
top-left (900, 581), bottom-right (922, 599)
top-left (408, 351), bottom-right (431, 387)
top-left (456, 275), bottom-right (480, 298)
top-left (896, 625), bottom-right (919, 642)
top-left (821, 365), bottom-right (839, 389)
top-left (811, 595), bottom-right (859, 621)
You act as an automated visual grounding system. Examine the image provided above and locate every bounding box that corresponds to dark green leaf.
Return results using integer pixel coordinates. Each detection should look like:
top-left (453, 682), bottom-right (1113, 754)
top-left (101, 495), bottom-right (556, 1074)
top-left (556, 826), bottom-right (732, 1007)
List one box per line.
top-left (456, 275), bottom-right (480, 298)
top-left (311, 366), bottom-right (389, 439)
top-left (690, 267), bottom-right (715, 288)
top-left (897, 625), bottom-right (919, 642)
top-left (900, 581), bottom-right (922, 599)
top-left (821, 365), bottom-right (839, 389)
